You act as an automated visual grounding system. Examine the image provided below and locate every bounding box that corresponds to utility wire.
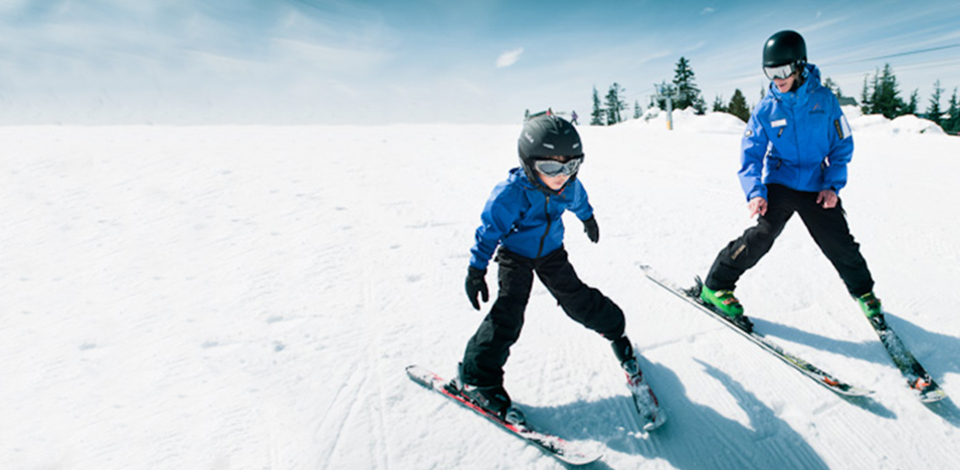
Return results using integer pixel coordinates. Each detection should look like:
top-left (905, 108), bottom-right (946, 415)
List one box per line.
top-left (825, 43), bottom-right (960, 65)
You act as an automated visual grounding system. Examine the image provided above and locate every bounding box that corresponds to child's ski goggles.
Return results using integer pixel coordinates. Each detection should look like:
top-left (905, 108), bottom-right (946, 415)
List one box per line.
top-left (763, 63), bottom-right (797, 80)
top-left (533, 157), bottom-right (583, 177)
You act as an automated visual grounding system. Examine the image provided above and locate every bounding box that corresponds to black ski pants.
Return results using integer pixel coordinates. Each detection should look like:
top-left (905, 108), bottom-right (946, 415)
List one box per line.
top-left (705, 184), bottom-right (874, 297)
top-left (460, 246), bottom-right (626, 387)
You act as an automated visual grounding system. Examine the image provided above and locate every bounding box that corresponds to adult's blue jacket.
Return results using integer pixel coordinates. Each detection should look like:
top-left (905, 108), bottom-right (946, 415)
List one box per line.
top-left (469, 168), bottom-right (593, 270)
top-left (739, 64), bottom-right (854, 202)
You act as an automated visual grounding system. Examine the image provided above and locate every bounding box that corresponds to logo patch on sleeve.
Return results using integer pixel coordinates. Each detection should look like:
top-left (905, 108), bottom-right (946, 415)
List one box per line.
top-left (839, 115), bottom-right (851, 139)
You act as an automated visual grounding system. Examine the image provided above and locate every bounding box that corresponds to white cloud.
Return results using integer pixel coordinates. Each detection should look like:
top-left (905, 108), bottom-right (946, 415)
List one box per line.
top-left (701, 7), bottom-right (716, 15)
top-left (495, 47), bottom-right (524, 68)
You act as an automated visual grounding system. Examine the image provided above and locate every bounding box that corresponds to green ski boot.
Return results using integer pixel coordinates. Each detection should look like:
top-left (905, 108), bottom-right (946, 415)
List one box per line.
top-left (700, 285), bottom-right (753, 333)
top-left (858, 292), bottom-right (885, 329)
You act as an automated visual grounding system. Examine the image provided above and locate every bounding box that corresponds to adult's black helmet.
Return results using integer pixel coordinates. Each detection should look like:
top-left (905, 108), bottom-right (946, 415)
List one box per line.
top-left (763, 30), bottom-right (806, 67)
top-left (517, 114), bottom-right (583, 190)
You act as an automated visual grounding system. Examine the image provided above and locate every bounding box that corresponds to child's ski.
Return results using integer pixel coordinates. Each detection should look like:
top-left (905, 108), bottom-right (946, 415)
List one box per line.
top-left (623, 364), bottom-right (667, 432)
top-left (405, 365), bottom-right (601, 466)
top-left (641, 266), bottom-right (873, 397)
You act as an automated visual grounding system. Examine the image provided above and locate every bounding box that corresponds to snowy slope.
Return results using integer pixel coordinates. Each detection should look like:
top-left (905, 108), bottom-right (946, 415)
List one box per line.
top-left (2, 115), bottom-right (959, 470)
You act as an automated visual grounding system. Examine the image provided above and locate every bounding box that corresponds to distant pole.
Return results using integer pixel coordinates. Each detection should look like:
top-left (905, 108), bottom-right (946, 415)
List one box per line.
top-left (665, 94), bottom-right (674, 130)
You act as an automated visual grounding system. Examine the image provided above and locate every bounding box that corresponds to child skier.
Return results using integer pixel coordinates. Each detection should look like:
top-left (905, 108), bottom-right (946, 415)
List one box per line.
top-left (700, 30), bottom-right (883, 333)
top-left (455, 114), bottom-right (644, 424)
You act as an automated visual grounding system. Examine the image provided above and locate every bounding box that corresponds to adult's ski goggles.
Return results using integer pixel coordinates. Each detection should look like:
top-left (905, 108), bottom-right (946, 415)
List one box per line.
top-left (763, 63), bottom-right (797, 80)
top-left (533, 157), bottom-right (583, 177)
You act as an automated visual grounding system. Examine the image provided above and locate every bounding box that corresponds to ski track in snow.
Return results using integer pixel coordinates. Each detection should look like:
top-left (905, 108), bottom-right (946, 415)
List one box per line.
top-left (2, 119), bottom-right (960, 470)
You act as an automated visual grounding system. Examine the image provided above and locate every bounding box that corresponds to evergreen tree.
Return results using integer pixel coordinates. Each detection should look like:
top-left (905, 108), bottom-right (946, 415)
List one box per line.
top-left (590, 86), bottom-right (604, 126)
top-left (671, 57), bottom-right (702, 111)
top-left (870, 64), bottom-right (905, 119)
top-left (926, 80), bottom-right (944, 126)
top-left (860, 76), bottom-right (872, 114)
top-left (712, 95), bottom-right (726, 113)
top-left (604, 82), bottom-right (627, 125)
top-left (692, 96), bottom-right (706, 115)
top-left (945, 88), bottom-right (959, 135)
top-left (727, 89), bottom-right (750, 123)
top-left (824, 77), bottom-right (844, 99)
top-left (904, 89), bottom-right (919, 116)
top-left (633, 100), bottom-right (643, 119)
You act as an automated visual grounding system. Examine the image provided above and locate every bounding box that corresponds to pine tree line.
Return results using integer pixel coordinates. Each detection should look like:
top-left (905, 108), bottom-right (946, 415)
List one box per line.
top-left (590, 57), bottom-right (960, 134)
top-left (590, 83), bottom-right (633, 126)
top-left (858, 63), bottom-right (960, 134)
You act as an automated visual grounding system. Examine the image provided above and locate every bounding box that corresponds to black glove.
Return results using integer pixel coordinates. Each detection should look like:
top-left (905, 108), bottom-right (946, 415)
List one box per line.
top-left (582, 215), bottom-right (599, 243)
top-left (465, 266), bottom-right (489, 310)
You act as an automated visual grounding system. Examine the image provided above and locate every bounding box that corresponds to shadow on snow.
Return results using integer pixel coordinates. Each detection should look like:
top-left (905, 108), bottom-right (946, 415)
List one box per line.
top-left (755, 314), bottom-right (960, 427)
top-left (518, 357), bottom-right (840, 470)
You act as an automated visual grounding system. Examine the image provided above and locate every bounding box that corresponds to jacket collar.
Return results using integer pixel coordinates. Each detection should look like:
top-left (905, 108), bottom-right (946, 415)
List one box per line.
top-left (769, 63), bottom-right (821, 107)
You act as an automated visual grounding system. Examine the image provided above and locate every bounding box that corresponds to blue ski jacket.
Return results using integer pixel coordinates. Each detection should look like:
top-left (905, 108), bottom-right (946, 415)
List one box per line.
top-left (469, 168), bottom-right (593, 270)
top-left (739, 64), bottom-right (854, 201)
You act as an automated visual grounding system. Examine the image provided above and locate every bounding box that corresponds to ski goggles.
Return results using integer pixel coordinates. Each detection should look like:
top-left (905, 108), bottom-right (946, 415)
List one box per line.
top-left (533, 157), bottom-right (582, 177)
top-left (763, 63), bottom-right (797, 80)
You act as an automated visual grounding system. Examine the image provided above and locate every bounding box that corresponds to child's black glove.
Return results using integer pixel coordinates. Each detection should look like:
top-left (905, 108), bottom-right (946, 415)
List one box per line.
top-left (465, 266), bottom-right (489, 310)
top-left (582, 215), bottom-right (599, 243)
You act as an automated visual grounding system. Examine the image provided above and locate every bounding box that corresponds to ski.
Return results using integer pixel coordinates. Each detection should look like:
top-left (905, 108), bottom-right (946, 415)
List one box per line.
top-left (869, 319), bottom-right (947, 402)
top-left (405, 365), bottom-right (601, 466)
top-left (640, 266), bottom-right (873, 397)
top-left (623, 365), bottom-right (667, 432)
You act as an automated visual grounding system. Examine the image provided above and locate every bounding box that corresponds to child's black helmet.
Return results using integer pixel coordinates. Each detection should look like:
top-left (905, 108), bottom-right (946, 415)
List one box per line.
top-left (763, 30), bottom-right (806, 67)
top-left (517, 114), bottom-right (583, 191)
top-left (518, 113), bottom-right (582, 162)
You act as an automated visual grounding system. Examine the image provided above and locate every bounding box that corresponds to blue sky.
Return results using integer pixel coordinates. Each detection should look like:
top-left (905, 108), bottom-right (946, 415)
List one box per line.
top-left (1, 0), bottom-right (958, 124)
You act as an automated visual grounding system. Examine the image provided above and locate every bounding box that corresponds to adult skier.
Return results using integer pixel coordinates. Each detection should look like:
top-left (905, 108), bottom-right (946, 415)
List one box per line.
top-left (700, 30), bottom-right (883, 333)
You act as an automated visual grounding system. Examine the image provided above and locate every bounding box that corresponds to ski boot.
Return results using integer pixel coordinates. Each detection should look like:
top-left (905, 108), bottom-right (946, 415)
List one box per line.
top-left (857, 292), bottom-right (886, 330)
top-left (612, 336), bottom-right (642, 382)
top-left (700, 285), bottom-right (754, 333)
top-left (451, 365), bottom-right (525, 425)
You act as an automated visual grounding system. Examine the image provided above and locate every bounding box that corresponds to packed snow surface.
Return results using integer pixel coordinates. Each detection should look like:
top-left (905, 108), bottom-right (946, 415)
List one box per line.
top-left (3, 111), bottom-right (959, 469)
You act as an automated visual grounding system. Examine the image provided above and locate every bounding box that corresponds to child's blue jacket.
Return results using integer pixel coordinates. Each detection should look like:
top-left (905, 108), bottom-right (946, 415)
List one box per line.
top-left (739, 63), bottom-right (854, 201)
top-left (469, 168), bottom-right (593, 270)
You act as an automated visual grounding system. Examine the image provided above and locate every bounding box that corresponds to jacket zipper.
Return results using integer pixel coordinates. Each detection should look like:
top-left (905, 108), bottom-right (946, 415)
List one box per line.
top-left (536, 195), bottom-right (551, 258)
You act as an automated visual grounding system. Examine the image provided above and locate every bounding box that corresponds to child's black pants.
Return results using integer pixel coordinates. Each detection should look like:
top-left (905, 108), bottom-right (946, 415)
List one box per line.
top-left (460, 246), bottom-right (625, 387)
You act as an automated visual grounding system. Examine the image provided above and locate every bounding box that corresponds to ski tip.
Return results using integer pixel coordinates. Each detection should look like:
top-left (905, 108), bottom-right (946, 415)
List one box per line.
top-left (920, 388), bottom-right (948, 403)
top-left (556, 453), bottom-right (603, 466)
top-left (642, 415), bottom-right (667, 432)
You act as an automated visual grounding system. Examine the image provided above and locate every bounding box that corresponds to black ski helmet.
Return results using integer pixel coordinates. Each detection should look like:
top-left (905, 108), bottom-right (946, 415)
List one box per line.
top-left (763, 30), bottom-right (807, 68)
top-left (517, 114), bottom-right (583, 187)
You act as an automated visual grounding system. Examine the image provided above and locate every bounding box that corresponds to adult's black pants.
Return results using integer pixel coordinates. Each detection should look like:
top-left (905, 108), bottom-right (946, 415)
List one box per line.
top-left (705, 184), bottom-right (874, 297)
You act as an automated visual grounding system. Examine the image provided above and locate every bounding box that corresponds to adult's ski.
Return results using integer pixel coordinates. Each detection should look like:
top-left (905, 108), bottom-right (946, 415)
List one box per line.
top-left (869, 318), bottom-right (947, 402)
top-left (641, 266), bottom-right (872, 397)
top-left (405, 365), bottom-right (601, 466)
